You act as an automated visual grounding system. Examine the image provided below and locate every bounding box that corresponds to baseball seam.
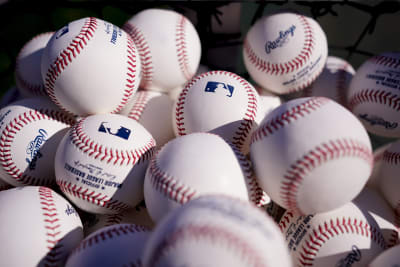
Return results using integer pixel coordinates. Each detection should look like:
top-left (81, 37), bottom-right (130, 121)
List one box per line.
top-left (71, 117), bottom-right (156, 166)
top-left (335, 63), bottom-right (352, 107)
top-left (174, 70), bottom-right (258, 151)
top-left (57, 179), bottom-right (132, 212)
top-left (0, 109), bottom-right (74, 186)
top-left (104, 213), bottom-right (124, 226)
top-left (243, 15), bottom-right (315, 76)
top-left (39, 187), bottom-right (64, 267)
top-left (123, 22), bottom-right (154, 90)
top-left (128, 91), bottom-right (153, 121)
top-left (44, 17), bottom-right (98, 115)
top-left (15, 32), bottom-right (54, 97)
top-left (348, 89), bottom-right (400, 111)
top-left (382, 150), bottom-right (400, 164)
top-left (70, 224), bottom-right (148, 255)
top-left (250, 97), bottom-right (330, 144)
top-left (279, 138), bottom-right (373, 214)
top-left (147, 153), bottom-right (197, 205)
top-left (231, 144), bottom-right (268, 207)
top-left (147, 224), bottom-right (267, 267)
top-left (371, 54), bottom-right (400, 68)
top-left (176, 15), bottom-right (193, 80)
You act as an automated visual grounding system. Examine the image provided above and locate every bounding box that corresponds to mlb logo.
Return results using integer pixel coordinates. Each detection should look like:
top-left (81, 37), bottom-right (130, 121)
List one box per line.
top-left (204, 81), bottom-right (234, 97)
top-left (56, 25), bottom-right (69, 39)
top-left (98, 122), bottom-right (131, 140)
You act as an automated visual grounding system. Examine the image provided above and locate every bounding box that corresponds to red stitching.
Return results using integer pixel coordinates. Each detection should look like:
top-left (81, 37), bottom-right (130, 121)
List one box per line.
top-left (70, 117), bottom-right (156, 166)
top-left (231, 145), bottom-right (267, 207)
top-left (382, 150), bottom-right (400, 164)
top-left (298, 217), bottom-right (386, 266)
top-left (127, 91), bottom-right (152, 121)
top-left (44, 17), bottom-right (97, 115)
top-left (243, 15), bottom-right (315, 76)
top-left (348, 89), bottom-right (400, 111)
top-left (147, 153), bottom-right (197, 204)
top-left (39, 187), bottom-right (64, 267)
top-left (123, 22), bottom-right (154, 90)
top-left (111, 34), bottom-right (139, 114)
top-left (104, 213), bottom-right (124, 226)
top-left (176, 15), bottom-right (193, 80)
top-left (15, 32), bottom-right (54, 97)
top-left (251, 97), bottom-right (329, 144)
top-left (279, 138), bottom-right (373, 214)
top-left (335, 62), bottom-right (352, 107)
top-left (56, 180), bottom-right (131, 212)
top-left (147, 224), bottom-right (266, 267)
top-left (278, 211), bottom-right (294, 232)
top-left (0, 110), bottom-right (75, 186)
top-left (370, 54), bottom-right (400, 68)
top-left (70, 224), bottom-right (148, 255)
top-left (175, 71), bottom-right (258, 149)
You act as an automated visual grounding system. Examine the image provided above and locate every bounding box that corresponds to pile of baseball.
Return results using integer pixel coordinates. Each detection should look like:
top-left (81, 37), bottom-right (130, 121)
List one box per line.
top-left (1, 7), bottom-right (400, 267)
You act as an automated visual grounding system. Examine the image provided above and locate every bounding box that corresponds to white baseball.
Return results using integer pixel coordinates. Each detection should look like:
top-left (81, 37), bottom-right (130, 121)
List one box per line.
top-left (0, 186), bottom-right (83, 267)
top-left (278, 199), bottom-right (386, 267)
top-left (66, 224), bottom-right (150, 267)
top-left (369, 244), bottom-right (400, 266)
top-left (144, 132), bottom-right (250, 223)
top-left (55, 113), bottom-right (156, 214)
top-left (123, 8), bottom-right (201, 92)
top-left (378, 140), bottom-right (400, 213)
top-left (0, 86), bottom-right (22, 109)
top-left (354, 187), bottom-right (399, 248)
top-left (41, 17), bottom-right (141, 116)
top-left (348, 52), bottom-right (400, 138)
top-left (142, 194), bottom-right (293, 267)
top-left (119, 90), bottom-right (175, 148)
top-left (302, 56), bottom-right (355, 107)
top-left (250, 97), bottom-right (373, 215)
top-left (84, 201), bottom-right (155, 236)
top-left (173, 70), bottom-right (260, 154)
top-left (243, 12), bottom-right (328, 95)
top-left (0, 97), bottom-right (75, 187)
top-left (15, 32), bottom-right (53, 98)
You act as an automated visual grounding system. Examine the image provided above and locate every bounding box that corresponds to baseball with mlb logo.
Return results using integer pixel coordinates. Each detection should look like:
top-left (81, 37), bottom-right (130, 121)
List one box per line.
top-left (55, 114), bottom-right (156, 215)
top-left (173, 70), bottom-right (260, 153)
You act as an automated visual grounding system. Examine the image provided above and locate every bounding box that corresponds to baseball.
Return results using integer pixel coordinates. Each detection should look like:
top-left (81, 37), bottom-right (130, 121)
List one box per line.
top-left (278, 199), bottom-right (386, 266)
top-left (250, 97), bottom-right (373, 215)
top-left (41, 17), bottom-right (141, 116)
top-left (369, 244), bottom-right (400, 266)
top-left (173, 70), bottom-right (260, 154)
top-left (302, 56), bottom-right (355, 107)
top-left (119, 90), bottom-right (175, 149)
top-left (378, 140), bottom-right (400, 213)
top-left (348, 52), bottom-right (400, 138)
top-left (84, 201), bottom-right (155, 236)
top-left (55, 113), bottom-right (156, 214)
top-left (243, 12), bottom-right (328, 95)
top-left (143, 194), bottom-right (293, 267)
top-left (0, 97), bottom-right (75, 187)
top-left (144, 132), bottom-right (250, 223)
top-left (15, 32), bottom-right (54, 98)
top-left (0, 186), bottom-right (83, 267)
top-left (66, 224), bottom-right (150, 267)
top-left (254, 85), bottom-right (282, 121)
top-left (123, 8), bottom-right (201, 92)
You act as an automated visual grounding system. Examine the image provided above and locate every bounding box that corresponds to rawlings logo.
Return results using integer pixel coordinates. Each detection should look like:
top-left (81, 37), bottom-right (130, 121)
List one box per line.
top-left (335, 245), bottom-right (361, 267)
top-left (65, 204), bottom-right (78, 217)
top-left (26, 129), bottom-right (48, 170)
top-left (56, 25), bottom-right (69, 39)
top-left (265, 25), bottom-right (296, 54)
top-left (359, 114), bottom-right (398, 129)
